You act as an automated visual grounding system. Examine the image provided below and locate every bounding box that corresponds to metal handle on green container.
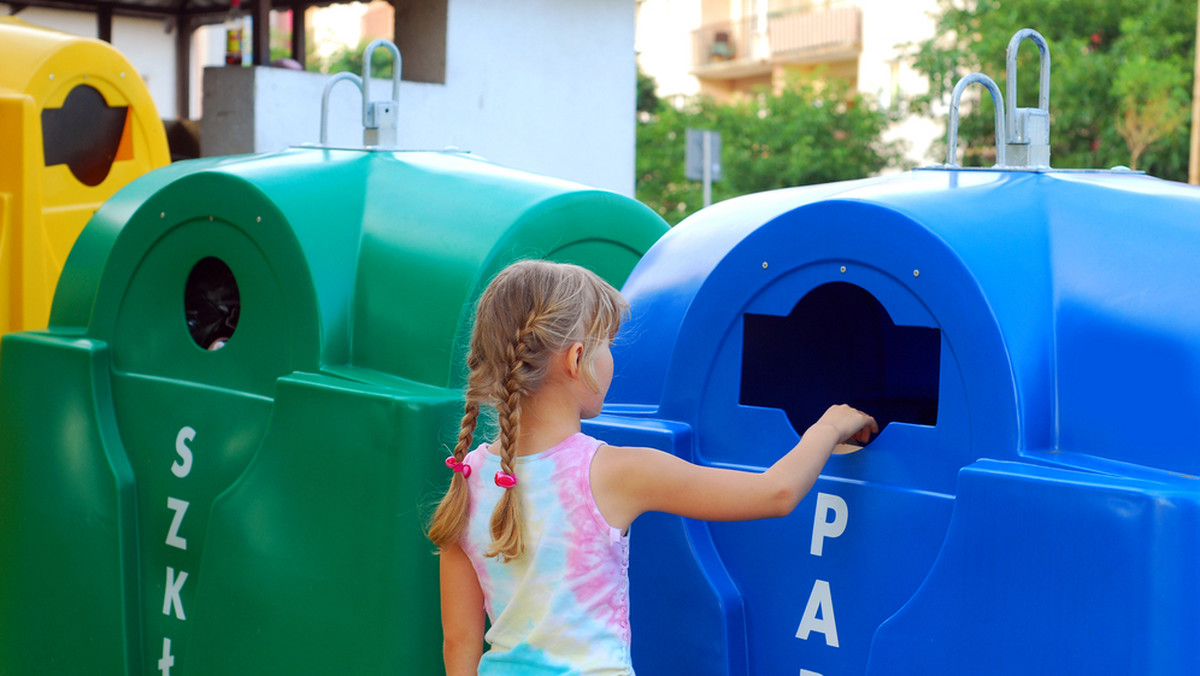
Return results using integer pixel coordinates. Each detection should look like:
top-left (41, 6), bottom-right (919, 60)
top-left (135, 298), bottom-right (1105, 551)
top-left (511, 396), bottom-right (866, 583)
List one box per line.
top-left (317, 39), bottom-right (402, 148)
top-left (320, 72), bottom-right (364, 145)
top-left (361, 39), bottom-right (402, 147)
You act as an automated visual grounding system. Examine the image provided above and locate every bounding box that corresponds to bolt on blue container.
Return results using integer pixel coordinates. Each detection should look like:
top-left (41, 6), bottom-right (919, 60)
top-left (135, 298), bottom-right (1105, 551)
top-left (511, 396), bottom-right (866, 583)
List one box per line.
top-left (585, 30), bottom-right (1200, 675)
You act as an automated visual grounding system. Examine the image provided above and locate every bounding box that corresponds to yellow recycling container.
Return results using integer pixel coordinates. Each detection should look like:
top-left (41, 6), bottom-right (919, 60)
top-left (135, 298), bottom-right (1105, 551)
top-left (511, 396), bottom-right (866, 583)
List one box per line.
top-left (0, 17), bottom-right (170, 335)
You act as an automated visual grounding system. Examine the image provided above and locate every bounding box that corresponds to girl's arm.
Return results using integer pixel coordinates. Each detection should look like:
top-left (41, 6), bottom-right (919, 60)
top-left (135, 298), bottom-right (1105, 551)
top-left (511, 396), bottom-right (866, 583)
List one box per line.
top-left (592, 404), bottom-right (877, 530)
top-left (439, 544), bottom-right (485, 675)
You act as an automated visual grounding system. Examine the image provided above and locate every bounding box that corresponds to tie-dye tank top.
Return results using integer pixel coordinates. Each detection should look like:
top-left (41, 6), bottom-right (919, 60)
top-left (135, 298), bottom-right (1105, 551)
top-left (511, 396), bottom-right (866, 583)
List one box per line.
top-left (461, 432), bottom-right (633, 675)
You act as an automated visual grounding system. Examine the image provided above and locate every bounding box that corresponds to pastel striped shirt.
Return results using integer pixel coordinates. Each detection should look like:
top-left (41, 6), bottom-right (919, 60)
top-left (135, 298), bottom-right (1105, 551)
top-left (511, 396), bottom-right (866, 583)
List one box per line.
top-left (461, 432), bottom-right (633, 675)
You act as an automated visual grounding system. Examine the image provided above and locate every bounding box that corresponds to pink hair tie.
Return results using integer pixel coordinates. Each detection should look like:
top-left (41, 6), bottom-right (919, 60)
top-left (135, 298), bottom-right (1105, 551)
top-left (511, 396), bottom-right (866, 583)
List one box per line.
top-left (445, 457), bottom-right (471, 478)
top-left (494, 471), bottom-right (518, 489)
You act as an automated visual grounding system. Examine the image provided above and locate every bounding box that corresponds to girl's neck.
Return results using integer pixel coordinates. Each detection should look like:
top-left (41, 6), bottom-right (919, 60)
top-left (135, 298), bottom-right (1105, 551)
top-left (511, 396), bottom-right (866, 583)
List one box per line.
top-left (506, 379), bottom-right (583, 457)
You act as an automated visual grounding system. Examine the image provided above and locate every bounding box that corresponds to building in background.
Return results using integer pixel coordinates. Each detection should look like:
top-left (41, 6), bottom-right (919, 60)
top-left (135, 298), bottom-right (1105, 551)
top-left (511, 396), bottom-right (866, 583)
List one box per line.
top-left (636, 0), bottom-right (942, 165)
top-left (0, 0), bottom-right (641, 195)
top-left (0, 4), bottom-right (183, 118)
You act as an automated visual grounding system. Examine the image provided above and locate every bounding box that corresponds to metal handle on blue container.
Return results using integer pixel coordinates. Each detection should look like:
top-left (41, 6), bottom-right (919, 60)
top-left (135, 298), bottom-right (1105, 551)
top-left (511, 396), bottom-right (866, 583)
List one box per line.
top-left (946, 72), bottom-right (1006, 168)
top-left (1004, 29), bottom-right (1051, 167)
top-left (1005, 28), bottom-right (1050, 138)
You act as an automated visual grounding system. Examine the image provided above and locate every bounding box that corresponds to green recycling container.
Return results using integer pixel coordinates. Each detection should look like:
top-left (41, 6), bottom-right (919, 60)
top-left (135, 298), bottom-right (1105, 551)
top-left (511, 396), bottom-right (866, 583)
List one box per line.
top-left (0, 147), bottom-right (667, 675)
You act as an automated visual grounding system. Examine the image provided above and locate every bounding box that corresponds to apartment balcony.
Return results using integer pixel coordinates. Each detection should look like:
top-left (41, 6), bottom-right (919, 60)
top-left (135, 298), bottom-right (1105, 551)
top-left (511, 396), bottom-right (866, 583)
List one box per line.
top-left (692, 4), bottom-right (862, 80)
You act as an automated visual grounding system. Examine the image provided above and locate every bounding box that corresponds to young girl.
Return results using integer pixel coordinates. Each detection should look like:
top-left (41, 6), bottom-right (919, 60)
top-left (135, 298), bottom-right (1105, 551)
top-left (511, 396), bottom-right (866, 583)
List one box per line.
top-left (428, 260), bottom-right (877, 675)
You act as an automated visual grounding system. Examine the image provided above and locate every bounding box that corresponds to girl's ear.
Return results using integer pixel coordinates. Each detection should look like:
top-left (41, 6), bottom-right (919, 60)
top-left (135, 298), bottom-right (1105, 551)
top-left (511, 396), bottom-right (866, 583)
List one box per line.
top-left (563, 342), bottom-right (585, 380)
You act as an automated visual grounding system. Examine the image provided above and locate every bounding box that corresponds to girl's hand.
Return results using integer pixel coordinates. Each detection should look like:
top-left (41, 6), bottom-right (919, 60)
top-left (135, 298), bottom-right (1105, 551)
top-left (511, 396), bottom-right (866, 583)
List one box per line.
top-left (810, 404), bottom-right (878, 447)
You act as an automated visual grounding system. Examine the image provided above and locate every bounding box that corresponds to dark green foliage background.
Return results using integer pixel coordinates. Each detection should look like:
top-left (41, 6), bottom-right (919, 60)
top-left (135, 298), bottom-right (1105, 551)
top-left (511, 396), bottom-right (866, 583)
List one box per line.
top-left (909, 0), bottom-right (1195, 176)
top-left (636, 74), bottom-right (906, 225)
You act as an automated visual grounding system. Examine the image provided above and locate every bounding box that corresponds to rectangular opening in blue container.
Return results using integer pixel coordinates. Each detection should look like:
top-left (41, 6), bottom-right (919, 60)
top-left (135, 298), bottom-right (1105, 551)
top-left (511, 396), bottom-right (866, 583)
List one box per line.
top-left (740, 281), bottom-right (941, 432)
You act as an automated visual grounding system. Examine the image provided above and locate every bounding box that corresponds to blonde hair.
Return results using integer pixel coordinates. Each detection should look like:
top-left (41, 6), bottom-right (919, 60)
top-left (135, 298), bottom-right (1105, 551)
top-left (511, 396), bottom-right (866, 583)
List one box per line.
top-left (428, 260), bottom-right (628, 561)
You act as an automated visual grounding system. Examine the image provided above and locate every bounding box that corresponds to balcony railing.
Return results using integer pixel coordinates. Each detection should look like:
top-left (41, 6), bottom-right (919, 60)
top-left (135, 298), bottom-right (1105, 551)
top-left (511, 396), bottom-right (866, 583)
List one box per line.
top-left (692, 4), bottom-right (861, 73)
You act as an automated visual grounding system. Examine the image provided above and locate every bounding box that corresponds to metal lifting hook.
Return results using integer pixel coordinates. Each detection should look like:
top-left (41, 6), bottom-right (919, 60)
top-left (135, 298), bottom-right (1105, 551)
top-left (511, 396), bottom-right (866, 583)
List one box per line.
top-left (942, 28), bottom-right (1052, 170)
top-left (319, 72), bottom-right (363, 146)
top-left (317, 39), bottom-right (403, 148)
top-left (361, 39), bottom-right (402, 147)
top-left (946, 72), bottom-right (1006, 168)
top-left (1005, 28), bottom-right (1051, 167)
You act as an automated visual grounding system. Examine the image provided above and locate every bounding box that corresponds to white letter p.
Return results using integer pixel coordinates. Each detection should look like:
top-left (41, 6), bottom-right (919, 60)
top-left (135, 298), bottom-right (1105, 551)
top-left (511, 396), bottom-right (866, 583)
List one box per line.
top-left (810, 493), bottom-right (847, 557)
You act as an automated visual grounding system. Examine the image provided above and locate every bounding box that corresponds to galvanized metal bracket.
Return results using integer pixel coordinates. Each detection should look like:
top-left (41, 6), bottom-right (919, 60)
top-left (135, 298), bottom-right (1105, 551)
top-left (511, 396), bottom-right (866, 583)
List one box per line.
top-left (316, 39), bottom-right (402, 148)
top-left (361, 39), bottom-right (402, 147)
top-left (1005, 29), bottom-right (1051, 168)
top-left (941, 28), bottom-right (1053, 171)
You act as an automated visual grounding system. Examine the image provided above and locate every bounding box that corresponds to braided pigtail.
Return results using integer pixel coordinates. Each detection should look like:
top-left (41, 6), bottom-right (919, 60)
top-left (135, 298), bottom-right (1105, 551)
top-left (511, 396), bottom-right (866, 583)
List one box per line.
top-left (485, 319), bottom-right (537, 561)
top-left (427, 399), bottom-right (481, 549)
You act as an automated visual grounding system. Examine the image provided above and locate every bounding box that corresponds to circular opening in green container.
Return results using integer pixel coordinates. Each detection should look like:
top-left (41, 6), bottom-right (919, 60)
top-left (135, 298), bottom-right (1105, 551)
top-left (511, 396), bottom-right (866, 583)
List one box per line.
top-left (185, 256), bottom-right (240, 350)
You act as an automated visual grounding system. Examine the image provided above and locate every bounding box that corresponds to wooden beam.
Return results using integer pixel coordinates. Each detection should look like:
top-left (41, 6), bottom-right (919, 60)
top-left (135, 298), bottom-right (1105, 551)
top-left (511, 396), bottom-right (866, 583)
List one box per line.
top-left (252, 0), bottom-right (269, 65)
top-left (291, 5), bottom-right (305, 67)
top-left (97, 3), bottom-right (112, 41)
top-left (176, 14), bottom-right (193, 119)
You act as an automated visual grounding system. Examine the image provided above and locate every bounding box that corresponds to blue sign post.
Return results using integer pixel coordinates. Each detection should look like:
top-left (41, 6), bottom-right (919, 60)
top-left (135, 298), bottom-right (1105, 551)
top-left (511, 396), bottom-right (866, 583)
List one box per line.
top-left (686, 128), bottom-right (722, 207)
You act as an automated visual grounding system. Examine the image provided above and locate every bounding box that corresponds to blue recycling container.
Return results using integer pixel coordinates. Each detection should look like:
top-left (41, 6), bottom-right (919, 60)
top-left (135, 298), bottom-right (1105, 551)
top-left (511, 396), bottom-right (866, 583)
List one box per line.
top-left (585, 167), bottom-right (1200, 675)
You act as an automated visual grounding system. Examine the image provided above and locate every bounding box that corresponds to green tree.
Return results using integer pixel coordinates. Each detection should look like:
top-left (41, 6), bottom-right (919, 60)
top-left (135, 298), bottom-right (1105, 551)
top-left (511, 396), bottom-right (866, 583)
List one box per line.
top-left (266, 32), bottom-right (395, 79)
top-left (637, 65), bottom-right (660, 115)
top-left (310, 39), bottom-right (397, 79)
top-left (269, 28), bottom-right (318, 67)
top-left (909, 0), bottom-right (1195, 178)
top-left (636, 75), bottom-right (906, 225)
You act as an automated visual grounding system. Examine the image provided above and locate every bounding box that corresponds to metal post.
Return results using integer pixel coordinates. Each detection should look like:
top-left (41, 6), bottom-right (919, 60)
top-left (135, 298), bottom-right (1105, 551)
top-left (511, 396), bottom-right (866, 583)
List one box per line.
top-left (291, 6), bottom-right (306, 68)
top-left (702, 130), bottom-right (712, 208)
top-left (97, 4), bottom-right (112, 42)
top-left (253, 0), bottom-right (270, 66)
top-left (1190, 0), bottom-right (1200, 184)
top-left (175, 14), bottom-right (192, 120)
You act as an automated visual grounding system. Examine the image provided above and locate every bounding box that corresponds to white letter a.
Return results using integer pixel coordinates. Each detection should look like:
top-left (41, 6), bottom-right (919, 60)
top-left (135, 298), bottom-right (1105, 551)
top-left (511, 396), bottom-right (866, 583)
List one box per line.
top-left (796, 579), bottom-right (839, 647)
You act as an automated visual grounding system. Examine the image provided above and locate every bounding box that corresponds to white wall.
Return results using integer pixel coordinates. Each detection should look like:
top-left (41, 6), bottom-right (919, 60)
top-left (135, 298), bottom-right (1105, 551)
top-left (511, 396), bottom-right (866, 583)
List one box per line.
top-left (431, 0), bottom-right (636, 195)
top-left (7, 0), bottom-right (640, 195)
top-left (193, 24), bottom-right (233, 120)
top-left (1, 5), bottom-right (179, 119)
top-left (856, 0), bottom-right (940, 166)
top-left (202, 0), bottom-right (638, 195)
